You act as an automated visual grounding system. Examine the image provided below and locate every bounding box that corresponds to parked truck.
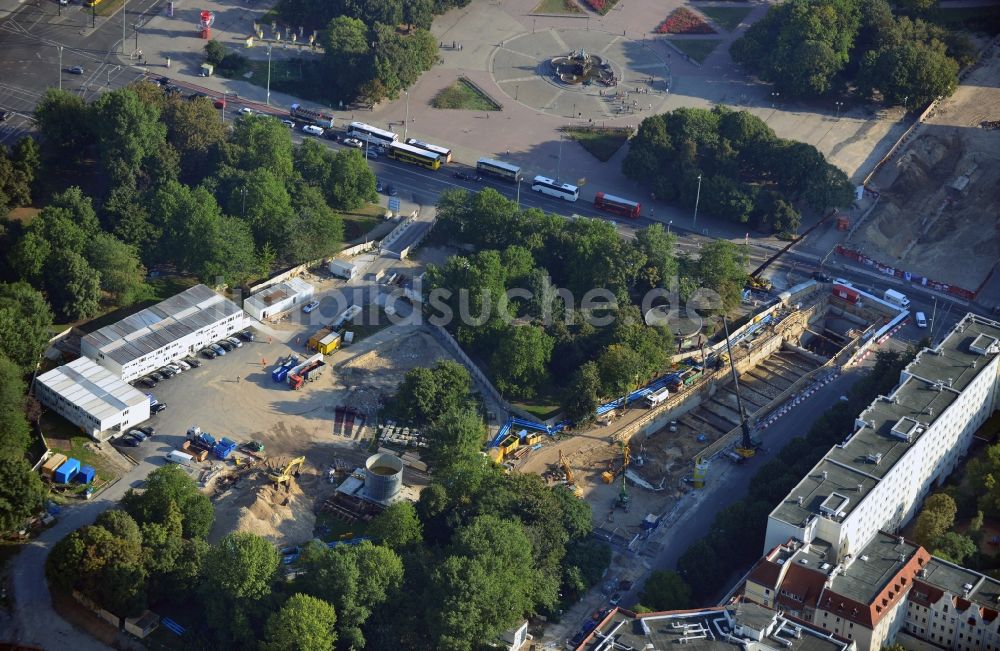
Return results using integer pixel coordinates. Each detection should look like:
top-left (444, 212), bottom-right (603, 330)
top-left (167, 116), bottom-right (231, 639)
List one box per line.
top-left (289, 360), bottom-right (326, 390)
top-left (181, 441), bottom-right (209, 462)
top-left (883, 288), bottom-right (911, 309)
top-left (644, 387), bottom-right (670, 408)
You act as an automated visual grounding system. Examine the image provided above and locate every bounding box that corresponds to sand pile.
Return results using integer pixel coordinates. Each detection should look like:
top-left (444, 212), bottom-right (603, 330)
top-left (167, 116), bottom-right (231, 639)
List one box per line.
top-left (223, 475), bottom-right (317, 547)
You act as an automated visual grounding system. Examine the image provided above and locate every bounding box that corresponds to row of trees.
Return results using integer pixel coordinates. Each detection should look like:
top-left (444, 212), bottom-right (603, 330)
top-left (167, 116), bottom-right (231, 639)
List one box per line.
top-left (623, 107), bottom-right (854, 237)
top-left (0, 83), bottom-right (369, 322)
top-left (731, 0), bottom-right (973, 109)
top-left (666, 350), bottom-right (914, 605)
top-left (428, 188), bottom-right (749, 418)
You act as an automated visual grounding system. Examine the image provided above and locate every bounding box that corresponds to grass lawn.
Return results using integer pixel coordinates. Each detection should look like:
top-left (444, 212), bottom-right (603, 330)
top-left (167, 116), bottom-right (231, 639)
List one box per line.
top-left (342, 212), bottom-right (383, 240)
top-left (513, 401), bottom-right (562, 421)
top-left (668, 38), bottom-right (722, 64)
top-left (698, 6), bottom-right (752, 32)
top-left (432, 78), bottom-right (501, 111)
top-left (563, 127), bottom-right (632, 162)
top-left (40, 413), bottom-right (122, 487)
top-left (532, 0), bottom-right (583, 14)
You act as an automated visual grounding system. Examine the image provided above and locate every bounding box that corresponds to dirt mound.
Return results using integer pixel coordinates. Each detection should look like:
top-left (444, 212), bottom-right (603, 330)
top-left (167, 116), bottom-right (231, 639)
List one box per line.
top-left (210, 471), bottom-right (317, 547)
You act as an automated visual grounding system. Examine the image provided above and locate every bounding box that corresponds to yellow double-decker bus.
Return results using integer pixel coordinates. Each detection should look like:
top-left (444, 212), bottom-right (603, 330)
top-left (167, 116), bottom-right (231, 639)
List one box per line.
top-left (387, 141), bottom-right (441, 170)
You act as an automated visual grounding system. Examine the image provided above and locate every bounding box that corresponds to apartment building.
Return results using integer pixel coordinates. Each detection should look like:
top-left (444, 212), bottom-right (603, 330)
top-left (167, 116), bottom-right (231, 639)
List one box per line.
top-left (81, 284), bottom-right (245, 382)
top-left (764, 314), bottom-right (1000, 561)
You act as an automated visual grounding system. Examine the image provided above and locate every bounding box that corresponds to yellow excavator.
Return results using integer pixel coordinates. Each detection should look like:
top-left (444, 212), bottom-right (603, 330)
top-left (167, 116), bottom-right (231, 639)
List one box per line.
top-left (559, 449), bottom-right (574, 486)
top-left (722, 317), bottom-right (758, 459)
top-left (268, 456), bottom-right (306, 485)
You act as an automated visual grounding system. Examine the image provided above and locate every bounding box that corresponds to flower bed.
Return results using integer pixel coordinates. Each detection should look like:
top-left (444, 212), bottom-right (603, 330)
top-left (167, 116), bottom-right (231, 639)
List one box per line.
top-left (655, 7), bottom-right (716, 35)
top-left (583, 0), bottom-right (618, 15)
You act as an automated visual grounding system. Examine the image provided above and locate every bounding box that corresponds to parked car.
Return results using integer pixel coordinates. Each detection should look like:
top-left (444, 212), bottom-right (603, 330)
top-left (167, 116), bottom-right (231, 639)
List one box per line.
top-left (376, 180), bottom-right (384, 193)
top-left (213, 98), bottom-right (226, 109)
top-left (302, 300), bottom-right (320, 314)
top-left (0, 110), bottom-right (12, 122)
top-left (201, 347), bottom-right (218, 359)
top-left (158, 367), bottom-right (176, 378)
top-left (148, 371), bottom-right (165, 381)
top-left (224, 336), bottom-right (242, 348)
top-left (833, 278), bottom-right (852, 287)
top-left (365, 149), bottom-right (378, 159)
top-left (165, 363), bottom-right (183, 374)
top-left (184, 356), bottom-right (202, 368)
top-left (175, 360), bottom-right (191, 371)
top-left (302, 124), bottom-right (324, 136)
top-left (151, 403), bottom-right (168, 414)
top-left (238, 329), bottom-right (255, 342)
top-left (66, 66), bottom-right (84, 75)
top-left (138, 377), bottom-right (157, 388)
top-left (217, 340), bottom-right (235, 352)
top-left (127, 429), bottom-right (148, 441)
top-left (136, 425), bottom-right (156, 437)
top-left (238, 107), bottom-right (256, 116)
top-left (342, 137), bottom-right (363, 148)
top-left (210, 343), bottom-right (227, 356)
top-left (281, 118), bottom-right (295, 128)
top-left (812, 271), bottom-right (833, 283)
top-left (118, 435), bottom-right (141, 447)
top-left (453, 171), bottom-right (482, 182)
top-left (386, 185), bottom-right (398, 197)
top-left (325, 130), bottom-right (341, 142)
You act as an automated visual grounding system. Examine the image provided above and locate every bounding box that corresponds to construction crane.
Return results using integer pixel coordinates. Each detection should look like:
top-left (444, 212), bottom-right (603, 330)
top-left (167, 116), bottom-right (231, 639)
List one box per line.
top-left (268, 456), bottom-right (306, 485)
top-left (722, 317), bottom-right (757, 459)
top-left (748, 209), bottom-right (840, 282)
top-left (617, 441), bottom-right (631, 511)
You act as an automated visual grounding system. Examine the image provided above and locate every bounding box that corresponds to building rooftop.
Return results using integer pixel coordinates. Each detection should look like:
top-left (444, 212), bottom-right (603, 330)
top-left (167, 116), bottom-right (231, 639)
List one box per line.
top-left (575, 602), bottom-right (853, 651)
top-left (37, 357), bottom-right (148, 420)
top-left (771, 314), bottom-right (1000, 528)
top-left (244, 278), bottom-right (313, 310)
top-left (82, 285), bottom-right (242, 366)
top-left (825, 533), bottom-right (924, 605)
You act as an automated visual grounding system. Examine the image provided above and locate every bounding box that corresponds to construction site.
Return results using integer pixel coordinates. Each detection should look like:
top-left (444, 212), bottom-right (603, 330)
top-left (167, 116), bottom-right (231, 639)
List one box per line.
top-left (520, 278), bottom-right (903, 543)
top-left (845, 43), bottom-right (1000, 300)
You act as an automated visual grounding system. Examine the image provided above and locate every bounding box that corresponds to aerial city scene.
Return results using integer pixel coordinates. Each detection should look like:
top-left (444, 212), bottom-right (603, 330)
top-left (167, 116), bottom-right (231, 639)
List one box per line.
top-left (0, 0), bottom-right (998, 648)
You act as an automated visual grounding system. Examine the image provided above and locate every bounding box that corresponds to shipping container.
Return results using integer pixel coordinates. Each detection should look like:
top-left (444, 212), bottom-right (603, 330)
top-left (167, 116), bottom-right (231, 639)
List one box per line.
top-left (317, 332), bottom-right (342, 355)
top-left (832, 284), bottom-right (861, 305)
top-left (41, 453), bottom-right (68, 479)
top-left (165, 450), bottom-right (194, 466)
top-left (53, 458), bottom-right (81, 484)
top-left (308, 327), bottom-right (335, 350)
top-left (75, 465), bottom-right (96, 484)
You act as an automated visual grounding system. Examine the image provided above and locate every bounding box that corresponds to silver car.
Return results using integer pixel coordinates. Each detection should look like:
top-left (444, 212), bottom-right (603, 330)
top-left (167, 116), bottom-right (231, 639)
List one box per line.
top-left (226, 336), bottom-right (243, 348)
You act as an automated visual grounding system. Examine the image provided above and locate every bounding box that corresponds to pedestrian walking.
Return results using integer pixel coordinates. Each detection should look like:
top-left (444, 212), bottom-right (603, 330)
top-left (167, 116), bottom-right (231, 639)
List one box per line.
top-left (237, 375), bottom-right (241, 383)
top-left (452, 40), bottom-right (456, 48)
top-left (268, 336), bottom-right (272, 345)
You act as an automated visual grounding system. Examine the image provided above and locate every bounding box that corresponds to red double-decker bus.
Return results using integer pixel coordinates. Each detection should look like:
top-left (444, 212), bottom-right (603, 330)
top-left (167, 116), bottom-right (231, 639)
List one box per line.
top-left (594, 192), bottom-right (641, 219)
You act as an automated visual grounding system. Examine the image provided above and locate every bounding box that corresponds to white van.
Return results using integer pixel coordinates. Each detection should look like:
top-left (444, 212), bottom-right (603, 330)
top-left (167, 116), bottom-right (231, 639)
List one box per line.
top-left (915, 312), bottom-right (928, 328)
top-left (883, 288), bottom-right (911, 309)
top-left (165, 450), bottom-right (194, 466)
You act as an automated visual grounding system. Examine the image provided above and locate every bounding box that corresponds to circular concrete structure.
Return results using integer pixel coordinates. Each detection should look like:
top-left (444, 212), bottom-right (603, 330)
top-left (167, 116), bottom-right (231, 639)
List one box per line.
top-left (364, 453), bottom-right (403, 502)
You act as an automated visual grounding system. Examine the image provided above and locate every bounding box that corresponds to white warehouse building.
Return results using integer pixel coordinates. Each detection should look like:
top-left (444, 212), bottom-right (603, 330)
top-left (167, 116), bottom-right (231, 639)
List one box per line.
top-left (243, 277), bottom-right (314, 321)
top-left (36, 357), bottom-right (150, 441)
top-left (764, 313), bottom-right (1000, 563)
top-left (81, 284), bottom-right (245, 383)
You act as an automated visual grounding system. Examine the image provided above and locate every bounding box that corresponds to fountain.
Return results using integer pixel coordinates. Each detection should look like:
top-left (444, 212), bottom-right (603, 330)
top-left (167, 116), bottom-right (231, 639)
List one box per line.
top-left (549, 49), bottom-right (616, 86)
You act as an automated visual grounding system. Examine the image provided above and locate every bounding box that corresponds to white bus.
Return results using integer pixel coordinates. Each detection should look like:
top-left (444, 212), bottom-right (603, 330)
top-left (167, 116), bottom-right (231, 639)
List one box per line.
top-left (531, 175), bottom-right (579, 202)
top-left (346, 122), bottom-right (398, 147)
top-left (405, 138), bottom-right (452, 163)
top-left (476, 158), bottom-right (522, 183)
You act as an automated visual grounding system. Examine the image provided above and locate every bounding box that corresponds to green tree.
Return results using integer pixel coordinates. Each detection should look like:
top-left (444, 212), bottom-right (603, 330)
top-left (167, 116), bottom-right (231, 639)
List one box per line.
top-left (289, 184), bottom-right (344, 262)
top-left (694, 240), bottom-right (749, 314)
top-left (424, 406), bottom-right (486, 470)
top-left (34, 89), bottom-right (92, 158)
top-left (327, 148), bottom-right (378, 210)
top-left (597, 343), bottom-right (644, 397)
top-left (912, 493), bottom-right (957, 547)
top-left (95, 510), bottom-right (143, 547)
top-left (491, 324), bottom-right (554, 399)
top-left (933, 532), bottom-right (976, 565)
top-left (858, 41), bottom-right (958, 109)
top-left (228, 115), bottom-right (295, 181)
top-left (262, 593), bottom-right (337, 651)
top-left (205, 39), bottom-right (227, 66)
top-left (84, 233), bottom-right (146, 305)
top-left (45, 250), bottom-right (101, 321)
top-left (320, 16), bottom-right (373, 102)
top-left (393, 360), bottom-right (473, 425)
top-left (0, 356), bottom-right (31, 454)
top-left (121, 464), bottom-right (215, 538)
top-left (564, 361), bottom-right (601, 424)
top-left (205, 532), bottom-right (280, 601)
top-left (368, 501), bottom-right (423, 549)
top-left (227, 167), bottom-right (295, 253)
top-left (0, 456), bottom-right (46, 531)
top-left (635, 224), bottom-right (678, 289)
top-left (640, 570), bottom-right (693, 611)
top-left (162, 94), bottom-right (229, 179)
top-left (402, 0), bottom-right (434, 30)
top-left (0, 282), bottom-right (53, 372)
top-left (91, 88), bottom-right (167, 186)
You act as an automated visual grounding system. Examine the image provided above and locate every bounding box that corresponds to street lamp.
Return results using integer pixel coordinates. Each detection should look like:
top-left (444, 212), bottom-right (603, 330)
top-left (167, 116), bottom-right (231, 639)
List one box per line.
top-left (58, 46), bottom-right (63, 91)
top-left (771, 91), bottom-right (779, 108)
top-left (835, 101), bottom-right (843, 120)
top-left (692, 174), bottom-right (702, 230)
top-left (516, 178), bottom-right (522, 209)
top-left (668, 220), bottom-right (672, 234)
top-left (556, 135), bottom-right (564, 183)
top-left (515, 84), bottom-right (519, 101)
top-left (122, 0), bottom-right (127, 55)
top-left (403, 91), bottom-right (409, 140)
top-left (266, 45), bottom-right (272, 106)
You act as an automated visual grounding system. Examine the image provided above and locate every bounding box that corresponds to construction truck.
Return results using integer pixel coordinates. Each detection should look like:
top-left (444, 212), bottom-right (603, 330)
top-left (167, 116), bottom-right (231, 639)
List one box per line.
top-left (559, 449), bottom-right (574, 486)
top-left (289, 359), bottom-right (325, 390)
top-left (722, 316), bottom-right (759, 459)
top-left (269, 456), bottom-right (306, 485)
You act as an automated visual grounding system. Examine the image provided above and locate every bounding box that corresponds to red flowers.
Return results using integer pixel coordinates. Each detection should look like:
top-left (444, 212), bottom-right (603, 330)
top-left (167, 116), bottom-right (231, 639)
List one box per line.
top-left (655, 8), bottom-right (715, 34)
top-left (585, 0), bottom-right (606, 12)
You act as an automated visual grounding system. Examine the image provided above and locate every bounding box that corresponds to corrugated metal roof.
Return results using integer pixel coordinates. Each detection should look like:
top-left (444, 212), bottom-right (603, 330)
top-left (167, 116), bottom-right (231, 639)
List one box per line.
top-left (244, 278), bottom-right (314, 313)
top-left (37, 357), bottom-right (148, 419)
top-left (81, 284), bottom-right (243, 365)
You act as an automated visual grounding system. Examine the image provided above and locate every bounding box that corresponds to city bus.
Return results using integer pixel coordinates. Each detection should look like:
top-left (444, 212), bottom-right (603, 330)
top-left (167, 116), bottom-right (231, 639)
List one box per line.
top-left (476, 158), bottom-right (521, 183)
top-left (346, 122), bottom-right (398, 148)
top-left (290, 104), bottom-right (336, 128)
top-left (594, 192), bottom-right (641, 218)
top-left (405, 138), bottom-right (452, 163)
top-left (531, 175), bottom-right (579, 202)
top-left (387, 141), bottom-right (442, 170)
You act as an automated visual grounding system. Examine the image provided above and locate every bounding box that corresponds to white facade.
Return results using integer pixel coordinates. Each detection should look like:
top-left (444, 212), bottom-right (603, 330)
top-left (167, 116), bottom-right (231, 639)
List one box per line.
top-left (81, 284), bottom-right (245, 382)
top-left (243, 278), bottom-right (314, 321)
top-left (329, 260), bottom-right (358, 280)
top-left (765, 314), bottom-right (1000, 561)
top-left (36, 357), bottom-right (150, 440)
